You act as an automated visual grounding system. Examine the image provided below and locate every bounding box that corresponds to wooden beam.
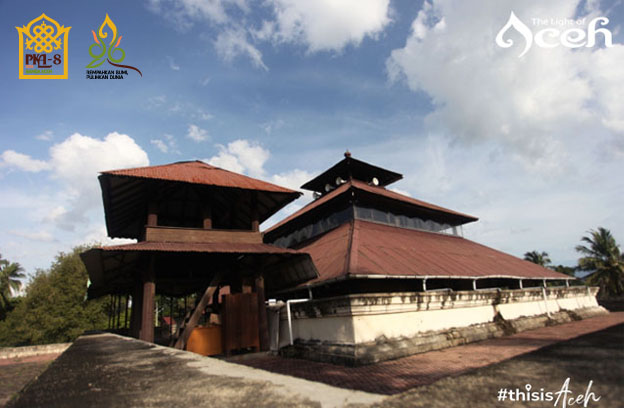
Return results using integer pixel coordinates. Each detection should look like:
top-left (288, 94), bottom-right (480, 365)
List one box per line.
top-left (139, 257), bottom-right (156, 342)
top-left (255, 274), bottom-right (270, 351)
top-left (174, 271), bottom-right (223, 350)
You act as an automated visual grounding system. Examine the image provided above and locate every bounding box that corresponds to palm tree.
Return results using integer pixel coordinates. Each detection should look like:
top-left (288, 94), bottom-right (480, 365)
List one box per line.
top-left (575, 227), bottom-right (624, 297)
top-left (0, 254), bottom-right (25, 310)
top-left (523, 250), bottom-right (551, 267)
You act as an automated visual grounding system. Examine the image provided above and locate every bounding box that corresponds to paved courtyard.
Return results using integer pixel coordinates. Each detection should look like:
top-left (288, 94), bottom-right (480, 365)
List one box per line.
top-left (0, 354), bottom-right (61, 407)
top-left (235, 312), bottom-right (624, 395)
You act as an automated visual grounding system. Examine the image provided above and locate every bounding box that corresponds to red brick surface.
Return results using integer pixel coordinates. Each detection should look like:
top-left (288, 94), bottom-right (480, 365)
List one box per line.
top-left (236, 312), bottom-right (624, 395)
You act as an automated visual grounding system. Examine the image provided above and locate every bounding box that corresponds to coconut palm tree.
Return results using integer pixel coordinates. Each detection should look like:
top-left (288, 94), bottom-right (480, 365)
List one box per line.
top-left (575, 227), bottom-right (624, 297)
top-left (523, 250), bottom-right (551, 267)
top-left (0, 254), bottom-right (25, 310)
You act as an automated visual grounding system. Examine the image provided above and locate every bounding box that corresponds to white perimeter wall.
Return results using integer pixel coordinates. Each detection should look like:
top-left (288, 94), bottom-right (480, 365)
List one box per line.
top-left (277, 287), bottom-right (600, 347)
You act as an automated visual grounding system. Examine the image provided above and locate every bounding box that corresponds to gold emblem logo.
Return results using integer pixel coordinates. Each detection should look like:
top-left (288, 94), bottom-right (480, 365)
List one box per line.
top-left (16, 14), bottom-right (71, 79)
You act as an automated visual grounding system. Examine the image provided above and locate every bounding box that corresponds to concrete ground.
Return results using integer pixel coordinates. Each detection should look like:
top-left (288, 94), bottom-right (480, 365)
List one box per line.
top-left (0, 354), bottom-right (61, 407)
top-left (5, 313), bottom-right (623, 408)
top-left (375, 322), bottom-right (624, 408)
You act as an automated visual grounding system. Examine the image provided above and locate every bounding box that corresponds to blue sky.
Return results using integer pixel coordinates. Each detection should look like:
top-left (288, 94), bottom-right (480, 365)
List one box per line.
top-left (1, 0), bottom-right (623, 279)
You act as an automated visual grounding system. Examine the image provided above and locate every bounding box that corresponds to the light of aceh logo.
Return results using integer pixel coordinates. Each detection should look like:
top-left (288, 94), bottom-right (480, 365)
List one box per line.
top-left (496, 11), bottom-right (613, 57)
top-left (86, 14), bottom-right (142, 78)
top-left (16, 14), bottom-right (71, 79)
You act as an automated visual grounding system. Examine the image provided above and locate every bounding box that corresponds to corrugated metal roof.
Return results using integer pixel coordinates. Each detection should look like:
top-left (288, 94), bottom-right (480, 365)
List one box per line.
top-left (301, 219), bottom-right (570, 283)
top-left (99, 240), bottom-right (304, 254)
top-left (102, 160), bottom-right (297, 194)
top-left (81, 241), bottom-right (319, 297)
top-left (266, 179), bottom-right (477, 235)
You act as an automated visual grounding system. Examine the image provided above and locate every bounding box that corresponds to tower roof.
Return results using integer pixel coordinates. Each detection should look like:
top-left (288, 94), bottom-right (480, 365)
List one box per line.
top-left (101, 160), bottom-right (296, 193)
top-left (99, 161), bottom-right (301, 239)
top-left (265, 179), bottom-right (478, 242)
top-left (301, 152), bottom-right (403, 193)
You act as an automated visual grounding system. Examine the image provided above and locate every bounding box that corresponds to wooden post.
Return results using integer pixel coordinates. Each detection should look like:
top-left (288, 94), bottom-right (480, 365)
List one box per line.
top-left (202, 202), bottom-right (212, 229)
top-left (124, 295), bottom-right (129, 329)
top-left (255, 274), bottom-right (270, 351)
top-left (147, 201), bottom-right (158, 227)
top-left (175, 272), bottom-right (223, 350)
top-left (251, 192), bottom-right (259, 232)
top-left (139, 257), bottom-right (156, 342)
top-left (169, 296), bottom-right (174, 339)
top-left (108, 295), bottom-right (113, 329)
top-left (116, 294), bottom-right (122, 329)
top-left (130, 280), bottom-right (144, 338)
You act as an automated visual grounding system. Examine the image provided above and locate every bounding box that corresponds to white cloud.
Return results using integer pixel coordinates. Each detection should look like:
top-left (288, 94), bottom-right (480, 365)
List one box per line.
top-left (146, 0), bottom-right (230, 29)
top-left (151, 134), bottom-right (179, 154)
top-left (149, 0), bottom-right (392, 69)
top-left (271, 168), bottom-right (313, 196)
top-left (260, 119), bottom-right (285, 135)
top-left (166, 55), bottom-right (181, 70)
top-left (9, 229), bottom-right (55, 242)
top-left (214, 27), bottom-right (268, 71)
top-left (45, 132), bottom-right (149, 229)
top-left (151, 139), bottom-right (169, 153)
top-left (0, 150), bottom-right (50, 172)
top-left (205, 139), bottom-right (269, 177)
top-left (390, 187), bottom-right (410, 196)
top-left (36, 130), bottom-right (53, 141)
top-left (264, 0), bottom-right (392, 52)
top-left (386, 0), bottom-right (623, 173)
top-left (0, 132), bottom-right (150, 275)
top-left (187, 124), bottom-right (210, 142)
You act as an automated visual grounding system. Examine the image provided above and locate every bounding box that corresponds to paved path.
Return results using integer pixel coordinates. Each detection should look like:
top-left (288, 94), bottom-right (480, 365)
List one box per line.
top-left (0, 353), bottom-right (60, 407)
top-left (237, 312), bottom-right (624, 395)
top-left (7, 334), bottom-right (382, 408)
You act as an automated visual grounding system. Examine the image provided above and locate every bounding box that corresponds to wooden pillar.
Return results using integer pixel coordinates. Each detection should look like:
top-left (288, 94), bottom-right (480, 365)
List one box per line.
top-left (130, 280), bottom-right (144, 338)
top-left (255, 274), bottom-right (270, 351)
top-left (202, 202), bottom-right (212, 229)
top-left (147, 201), bottom-right (158, 227)
top-left (108, 295), bottom-right (113, 329)
top-left (124, 295), bottom-right (129, 329)
top-left (139, 256), bottom-right (156, 343)
top-left (116, 294), bottom-right (122, 329)
top-left (251, 192), bottom-right (259, 232)
top-left (169, 296), bottom-right (174, 339)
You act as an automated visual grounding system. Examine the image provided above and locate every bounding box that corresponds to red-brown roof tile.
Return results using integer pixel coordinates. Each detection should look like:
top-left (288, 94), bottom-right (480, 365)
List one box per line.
top-left (102, 160), bottom-right (297, 194)
top-left (302, 219), bottom-right (570, 284)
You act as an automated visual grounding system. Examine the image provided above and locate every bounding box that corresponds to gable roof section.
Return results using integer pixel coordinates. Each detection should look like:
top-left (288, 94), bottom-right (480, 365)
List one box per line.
top-left (299, 219), bottom-right (570, 285)
top-left (102, 160), bottom-right (297, 193)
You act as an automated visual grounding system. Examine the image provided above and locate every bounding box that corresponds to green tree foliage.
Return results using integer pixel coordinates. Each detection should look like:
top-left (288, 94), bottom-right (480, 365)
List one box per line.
top-left (0, 247), bottom-right (109, 346)
top-left (0, 253), bottom-right (25, 313)
top-left (523, 250), bottom-right (552, 267)
top-left (553, 265), bottom-right (577, 277)
top-left (576, 227), bottom-right (624, 298)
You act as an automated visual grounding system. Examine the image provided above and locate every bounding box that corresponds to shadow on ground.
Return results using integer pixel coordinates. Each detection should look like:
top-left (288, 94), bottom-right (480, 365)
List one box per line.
top-left (375, 324), bottom-right (624, 408)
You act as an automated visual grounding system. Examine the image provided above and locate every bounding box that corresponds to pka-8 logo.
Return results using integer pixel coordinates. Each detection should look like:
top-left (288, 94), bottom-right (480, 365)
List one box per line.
top-left (16, 14), bottom-right (71, 79)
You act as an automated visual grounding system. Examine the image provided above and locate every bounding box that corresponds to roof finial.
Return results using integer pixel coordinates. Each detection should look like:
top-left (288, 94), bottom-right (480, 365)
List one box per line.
top-left (344, 150), bottom-right (351, 158)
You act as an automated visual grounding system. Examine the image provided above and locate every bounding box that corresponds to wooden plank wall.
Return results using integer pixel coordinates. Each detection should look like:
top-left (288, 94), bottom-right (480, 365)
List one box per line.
top-left (223, 293), bottom-right (260, 354)
top-left (145, 226), bottom-right (262, 244)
